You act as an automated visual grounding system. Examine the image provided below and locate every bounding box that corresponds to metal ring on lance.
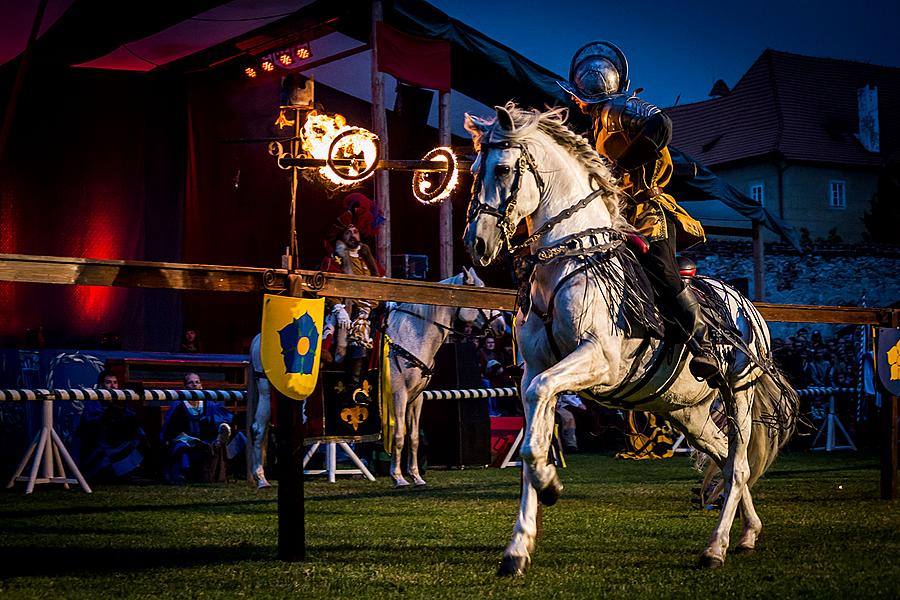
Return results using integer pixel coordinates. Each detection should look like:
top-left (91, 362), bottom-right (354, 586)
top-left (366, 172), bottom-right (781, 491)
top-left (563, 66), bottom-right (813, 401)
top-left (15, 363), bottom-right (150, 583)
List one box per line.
top-left (412, 146), bottom-right (458, 204)
top-left (326, 127), bottom-right (380, 183)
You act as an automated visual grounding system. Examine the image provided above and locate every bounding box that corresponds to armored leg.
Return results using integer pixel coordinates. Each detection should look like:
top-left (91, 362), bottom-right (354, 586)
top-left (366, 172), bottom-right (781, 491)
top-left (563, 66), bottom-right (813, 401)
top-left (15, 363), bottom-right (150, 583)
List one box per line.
top-left (672, 287), bottom-right (720, 381)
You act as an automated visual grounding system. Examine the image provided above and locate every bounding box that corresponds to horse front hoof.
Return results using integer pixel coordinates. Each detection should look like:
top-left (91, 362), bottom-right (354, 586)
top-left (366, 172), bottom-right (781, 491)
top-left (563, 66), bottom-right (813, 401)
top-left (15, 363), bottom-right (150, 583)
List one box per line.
top-left (698, 551), bottom-right (725, 569)
top-left (413, 479), bottom-right (427, 488)
top-left (733, 544), bottom-right (755, 555)
top-left (536, 477), bottom-right (563, 506)
top-left (393, 478), bottom-right (411, 488)
top-left (497, 554), bottom-right (530, 577)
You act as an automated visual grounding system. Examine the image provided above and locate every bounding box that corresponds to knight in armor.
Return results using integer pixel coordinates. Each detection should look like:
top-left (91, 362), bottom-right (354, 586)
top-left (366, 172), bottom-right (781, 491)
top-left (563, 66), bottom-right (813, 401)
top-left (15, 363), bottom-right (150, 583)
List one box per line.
top-left (558, 41), bottom-right (719, 381)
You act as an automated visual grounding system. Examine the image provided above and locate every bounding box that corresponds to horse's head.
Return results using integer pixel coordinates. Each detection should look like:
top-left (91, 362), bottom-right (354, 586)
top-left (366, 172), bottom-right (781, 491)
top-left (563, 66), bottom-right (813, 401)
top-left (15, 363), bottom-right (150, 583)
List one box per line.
top-left (463, 104), bottom-right (546, 266)
top-left (453, 267), bottom-right (506, 337)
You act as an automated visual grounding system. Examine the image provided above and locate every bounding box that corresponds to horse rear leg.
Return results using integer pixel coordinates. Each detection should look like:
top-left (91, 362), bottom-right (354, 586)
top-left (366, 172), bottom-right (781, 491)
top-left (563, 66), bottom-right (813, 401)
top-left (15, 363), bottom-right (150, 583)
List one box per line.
top-left (699, 388), bottom-right (754, 568)
top-left (669, 393), bottom-right (763, 560)
top-left (405, 394), bottom-right (426, 486)
top-left (391, 387), bottom-right (411, 488)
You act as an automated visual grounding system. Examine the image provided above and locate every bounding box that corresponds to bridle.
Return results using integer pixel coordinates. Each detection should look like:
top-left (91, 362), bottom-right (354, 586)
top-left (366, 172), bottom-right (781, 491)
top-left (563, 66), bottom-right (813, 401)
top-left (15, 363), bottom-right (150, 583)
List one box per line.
top-left (467, 138), bottom-right (605, 254)
top-left (467, 140), bottom-right (545, 253)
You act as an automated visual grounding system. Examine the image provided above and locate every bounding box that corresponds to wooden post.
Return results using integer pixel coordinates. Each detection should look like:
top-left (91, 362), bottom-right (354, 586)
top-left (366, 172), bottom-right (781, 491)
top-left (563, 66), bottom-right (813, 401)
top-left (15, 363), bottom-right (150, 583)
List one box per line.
top-left (752, 221), bottom-right (765, 301)
top-left (881, 311), bottom-right (899, 500)
top-left (277, 390), bottom-right (305, 560)
top-left (370, 0), bottom-right (391, 275)
top-left (438, 90), bottom-right (453, 279)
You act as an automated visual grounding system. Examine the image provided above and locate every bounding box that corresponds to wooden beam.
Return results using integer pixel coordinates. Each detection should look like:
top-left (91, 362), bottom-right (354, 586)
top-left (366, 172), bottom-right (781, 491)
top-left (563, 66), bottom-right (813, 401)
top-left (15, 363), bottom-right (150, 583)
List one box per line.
top-left (2, 253), bottom-right (897, 325)
top-left (438, 90), bottom-right (453, 279)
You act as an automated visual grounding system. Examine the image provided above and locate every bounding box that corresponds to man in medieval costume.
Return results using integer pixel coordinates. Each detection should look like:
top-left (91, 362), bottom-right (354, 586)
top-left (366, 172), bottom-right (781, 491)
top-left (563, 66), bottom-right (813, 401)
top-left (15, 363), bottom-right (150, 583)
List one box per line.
top-left (321, 192), bottom-right (385, 392)
top-left (558, 41), bottom-right (719, 381)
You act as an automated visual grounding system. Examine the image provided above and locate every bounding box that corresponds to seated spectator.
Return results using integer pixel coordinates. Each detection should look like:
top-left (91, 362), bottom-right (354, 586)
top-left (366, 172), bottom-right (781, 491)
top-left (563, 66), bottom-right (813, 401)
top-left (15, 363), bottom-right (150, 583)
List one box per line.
top-left (556, 393), bottom-right (585, 453)
top-left (160, 373), bottom-right (245, 484)
top-left (79, 369), bottom-right (147, 481)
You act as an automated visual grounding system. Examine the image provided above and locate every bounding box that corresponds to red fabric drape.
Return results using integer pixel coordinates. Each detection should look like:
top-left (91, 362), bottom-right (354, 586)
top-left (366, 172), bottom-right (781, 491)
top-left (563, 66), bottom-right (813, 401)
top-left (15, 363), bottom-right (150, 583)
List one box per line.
top-left (376, 22), bottom-right (451, 92)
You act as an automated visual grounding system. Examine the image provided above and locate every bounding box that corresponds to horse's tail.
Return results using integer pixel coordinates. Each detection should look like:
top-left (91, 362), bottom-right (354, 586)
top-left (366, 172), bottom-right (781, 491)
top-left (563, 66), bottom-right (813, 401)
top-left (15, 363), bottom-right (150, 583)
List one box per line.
top-left (746, 367), bottom-right (799, 488)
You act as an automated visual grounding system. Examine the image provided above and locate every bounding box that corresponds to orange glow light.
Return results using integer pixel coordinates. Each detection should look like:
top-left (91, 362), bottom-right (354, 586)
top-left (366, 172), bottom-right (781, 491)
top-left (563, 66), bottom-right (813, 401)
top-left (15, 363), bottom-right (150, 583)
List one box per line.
top-left (261, 59), bottom-right (275, 72)
top-left (245, 67), bottom-right (258, 78)
top-left (296, 46), bottom-right (310, 60)
top-left (278, 53), bottom-right (293, 66)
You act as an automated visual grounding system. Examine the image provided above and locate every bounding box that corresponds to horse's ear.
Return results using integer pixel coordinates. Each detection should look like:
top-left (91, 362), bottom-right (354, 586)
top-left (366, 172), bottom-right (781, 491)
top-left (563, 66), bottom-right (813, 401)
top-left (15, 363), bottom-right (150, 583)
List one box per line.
top-left (464, 113), bottom-right (489, 139)
top-left (495, 105), bottom-right (514, 131)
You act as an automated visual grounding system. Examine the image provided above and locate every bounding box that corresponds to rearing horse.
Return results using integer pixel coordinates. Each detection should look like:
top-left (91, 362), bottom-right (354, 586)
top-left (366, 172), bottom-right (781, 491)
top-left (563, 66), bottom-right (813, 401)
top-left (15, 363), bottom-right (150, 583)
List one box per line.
top-left (463, 103), bottom-right (798, 574)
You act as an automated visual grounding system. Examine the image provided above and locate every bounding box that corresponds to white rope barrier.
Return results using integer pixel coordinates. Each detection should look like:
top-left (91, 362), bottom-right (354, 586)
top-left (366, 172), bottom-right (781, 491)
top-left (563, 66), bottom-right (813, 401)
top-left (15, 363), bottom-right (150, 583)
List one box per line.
top-left (421, 387), bottom-right (518, 401)
top-left (0, 389), bottom-right (246, 402)
top-left (794, 387), bottom-right (857, 398)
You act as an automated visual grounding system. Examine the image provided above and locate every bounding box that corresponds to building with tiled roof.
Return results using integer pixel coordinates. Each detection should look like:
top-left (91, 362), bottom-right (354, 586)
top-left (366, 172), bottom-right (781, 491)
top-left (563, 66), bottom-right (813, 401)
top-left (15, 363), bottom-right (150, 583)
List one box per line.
top-left (668, 49), bottom-right (898, 242)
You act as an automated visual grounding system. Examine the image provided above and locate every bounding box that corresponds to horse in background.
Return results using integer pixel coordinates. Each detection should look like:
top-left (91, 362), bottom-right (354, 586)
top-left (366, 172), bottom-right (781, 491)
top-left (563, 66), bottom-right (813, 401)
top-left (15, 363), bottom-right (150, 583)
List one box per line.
top-left (247, 268), bottom-right (505, 490)
top-left (385, 267), bottom-right (505, 487)
top-left (463, 103), bottom-right (798, 573)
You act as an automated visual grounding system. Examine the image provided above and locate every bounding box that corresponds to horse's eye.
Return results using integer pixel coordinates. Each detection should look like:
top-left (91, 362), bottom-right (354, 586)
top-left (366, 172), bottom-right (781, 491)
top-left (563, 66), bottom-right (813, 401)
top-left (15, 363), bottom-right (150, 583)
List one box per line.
top-left (495, 164), bottom-right (511, 177)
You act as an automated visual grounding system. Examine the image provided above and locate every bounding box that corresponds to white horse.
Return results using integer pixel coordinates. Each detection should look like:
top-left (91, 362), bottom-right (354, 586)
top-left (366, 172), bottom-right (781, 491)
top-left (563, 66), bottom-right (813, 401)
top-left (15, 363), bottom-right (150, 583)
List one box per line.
top-left (463, 103), bottom-right (798, 574)
top-left (385, 268), bottom-right (505, 487)
top-left (249, 333), bottom-right (273, 489)
top-left (247, 269), bottom-right (505, 490)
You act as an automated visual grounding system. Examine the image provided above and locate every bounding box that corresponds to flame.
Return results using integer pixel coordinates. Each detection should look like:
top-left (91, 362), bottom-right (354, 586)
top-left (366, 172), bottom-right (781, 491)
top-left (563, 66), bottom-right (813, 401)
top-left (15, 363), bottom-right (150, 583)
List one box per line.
top-left (413, 147), bottom-right (458, 204)
top-left (301, 112), bottom-right (378, 185)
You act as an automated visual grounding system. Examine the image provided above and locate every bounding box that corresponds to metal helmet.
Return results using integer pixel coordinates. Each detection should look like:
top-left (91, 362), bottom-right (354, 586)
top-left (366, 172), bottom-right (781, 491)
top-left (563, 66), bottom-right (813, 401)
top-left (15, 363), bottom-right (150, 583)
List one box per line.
top-left (557, 41), bottom-right (629, 104)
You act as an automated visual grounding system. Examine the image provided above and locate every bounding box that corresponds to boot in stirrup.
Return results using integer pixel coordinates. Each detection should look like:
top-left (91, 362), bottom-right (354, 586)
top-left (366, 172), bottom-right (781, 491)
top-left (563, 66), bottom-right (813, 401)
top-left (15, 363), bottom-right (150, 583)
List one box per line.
top-left (673, 288), bottom-right (720, 382)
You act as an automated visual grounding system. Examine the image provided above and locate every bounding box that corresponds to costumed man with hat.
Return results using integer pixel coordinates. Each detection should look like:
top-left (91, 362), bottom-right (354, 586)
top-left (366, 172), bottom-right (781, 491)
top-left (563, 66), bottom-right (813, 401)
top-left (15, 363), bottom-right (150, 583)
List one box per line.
top-left (321, 192), bottom-right (385, 392)
top-left (558, 41), bottom-right (719, 382)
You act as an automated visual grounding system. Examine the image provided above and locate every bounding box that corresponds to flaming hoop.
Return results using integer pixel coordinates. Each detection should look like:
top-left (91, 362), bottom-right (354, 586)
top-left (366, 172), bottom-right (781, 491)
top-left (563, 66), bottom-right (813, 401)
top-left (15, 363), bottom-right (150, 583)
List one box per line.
top-left (301, 112), bottom-right (379, 186)
top-left (327, 128), bottom-right (380, 183)
top-left (412, 147), bottom-right (458, 204)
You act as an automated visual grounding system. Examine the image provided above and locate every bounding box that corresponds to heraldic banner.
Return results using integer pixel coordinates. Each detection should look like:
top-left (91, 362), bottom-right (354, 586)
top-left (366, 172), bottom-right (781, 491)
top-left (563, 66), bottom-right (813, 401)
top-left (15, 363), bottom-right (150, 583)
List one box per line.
top-left (877, 327), bottom-right (900, 396)
top-left (261, 294), bottom-right (325, 401)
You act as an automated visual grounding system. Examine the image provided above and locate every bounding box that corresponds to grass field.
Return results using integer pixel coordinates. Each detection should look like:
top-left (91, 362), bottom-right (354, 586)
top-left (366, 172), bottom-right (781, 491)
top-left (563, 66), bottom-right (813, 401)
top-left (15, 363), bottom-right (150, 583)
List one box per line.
top-left (1, 450), bottom-right (898, 599)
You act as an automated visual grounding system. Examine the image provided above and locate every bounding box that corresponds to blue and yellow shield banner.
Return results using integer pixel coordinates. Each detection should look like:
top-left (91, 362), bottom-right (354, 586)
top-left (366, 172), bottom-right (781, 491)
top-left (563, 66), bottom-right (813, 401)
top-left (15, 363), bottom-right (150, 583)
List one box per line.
top-left (261, 295), bottom-right (325, 401)
top-left (877, 327), bottom-right (900, 396)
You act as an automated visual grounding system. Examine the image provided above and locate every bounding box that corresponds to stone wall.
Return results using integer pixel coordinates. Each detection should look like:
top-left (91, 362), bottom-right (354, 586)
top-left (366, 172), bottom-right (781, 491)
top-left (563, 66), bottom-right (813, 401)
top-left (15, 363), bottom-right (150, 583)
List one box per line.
top-left (682, 241), bottom-right (900, 338)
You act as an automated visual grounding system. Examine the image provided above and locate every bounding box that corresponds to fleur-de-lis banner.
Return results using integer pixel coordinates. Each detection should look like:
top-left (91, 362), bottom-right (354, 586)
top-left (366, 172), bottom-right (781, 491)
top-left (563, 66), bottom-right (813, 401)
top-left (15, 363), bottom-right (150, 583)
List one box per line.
top-left (261, 295), bottom-right (325, 401)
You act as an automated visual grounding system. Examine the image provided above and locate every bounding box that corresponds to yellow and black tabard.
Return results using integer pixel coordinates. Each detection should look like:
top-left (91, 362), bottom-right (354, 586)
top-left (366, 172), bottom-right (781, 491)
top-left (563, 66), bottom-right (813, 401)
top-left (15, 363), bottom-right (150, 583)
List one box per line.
top-left (593, 96), bottom-right (705, 246)
top-left (620, 148), bottom-right (705, 246)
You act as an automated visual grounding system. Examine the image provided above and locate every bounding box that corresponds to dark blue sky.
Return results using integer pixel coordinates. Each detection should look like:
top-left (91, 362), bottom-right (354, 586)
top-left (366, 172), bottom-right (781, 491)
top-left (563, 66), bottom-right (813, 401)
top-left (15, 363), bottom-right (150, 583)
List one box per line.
top-left (430, 0), bottom-right (900, 107)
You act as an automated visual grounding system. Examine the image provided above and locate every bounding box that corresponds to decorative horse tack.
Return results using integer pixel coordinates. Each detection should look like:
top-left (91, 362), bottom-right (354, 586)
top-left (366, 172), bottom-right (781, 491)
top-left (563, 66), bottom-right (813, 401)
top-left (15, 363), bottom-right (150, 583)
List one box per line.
top-left (464, 102), bottom-right (799, 574)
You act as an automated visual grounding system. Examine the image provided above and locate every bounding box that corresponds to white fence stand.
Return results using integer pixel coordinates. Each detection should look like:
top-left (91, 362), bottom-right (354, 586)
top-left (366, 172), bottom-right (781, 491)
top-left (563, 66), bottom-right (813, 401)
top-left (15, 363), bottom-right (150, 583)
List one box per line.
top-left (811, 395), bottom-right (857, 452)
top-left (302, 441), bottom-right (375, 482)
top-left (671, 433), bottom-right (693, 454)
top-left (6, 399), bottom-right (91, 494)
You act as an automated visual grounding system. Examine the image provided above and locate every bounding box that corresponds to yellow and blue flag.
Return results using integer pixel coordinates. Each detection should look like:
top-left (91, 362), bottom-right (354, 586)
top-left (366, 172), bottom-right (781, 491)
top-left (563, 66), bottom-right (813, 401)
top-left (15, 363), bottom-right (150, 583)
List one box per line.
top-left (261, 295), bottom-right (325, 401)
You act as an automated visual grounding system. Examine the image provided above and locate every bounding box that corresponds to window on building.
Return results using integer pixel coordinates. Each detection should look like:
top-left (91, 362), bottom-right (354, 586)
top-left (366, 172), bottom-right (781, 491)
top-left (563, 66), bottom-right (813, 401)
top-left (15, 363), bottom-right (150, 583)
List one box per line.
top-left (829, 180), bottom-right (846, 209)
top-left (749, 183), bottom-right (765, 205)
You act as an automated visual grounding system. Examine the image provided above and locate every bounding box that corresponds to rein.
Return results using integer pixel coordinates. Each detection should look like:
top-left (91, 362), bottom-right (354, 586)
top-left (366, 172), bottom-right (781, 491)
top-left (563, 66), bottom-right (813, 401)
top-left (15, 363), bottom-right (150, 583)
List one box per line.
top-left (468, 139), bottom-right (606, 254)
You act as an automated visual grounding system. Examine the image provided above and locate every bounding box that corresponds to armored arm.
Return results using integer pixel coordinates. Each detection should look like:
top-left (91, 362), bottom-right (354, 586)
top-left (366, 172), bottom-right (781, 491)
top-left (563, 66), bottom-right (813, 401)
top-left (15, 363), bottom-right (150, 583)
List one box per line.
top-left (602, 96), bottom-right (672, 171)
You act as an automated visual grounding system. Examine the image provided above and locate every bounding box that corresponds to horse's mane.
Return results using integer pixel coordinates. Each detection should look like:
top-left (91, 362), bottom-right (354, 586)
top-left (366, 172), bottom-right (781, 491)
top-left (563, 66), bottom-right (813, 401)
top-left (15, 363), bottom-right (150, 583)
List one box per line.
top-left (465, 102), bottom-right (627, 230)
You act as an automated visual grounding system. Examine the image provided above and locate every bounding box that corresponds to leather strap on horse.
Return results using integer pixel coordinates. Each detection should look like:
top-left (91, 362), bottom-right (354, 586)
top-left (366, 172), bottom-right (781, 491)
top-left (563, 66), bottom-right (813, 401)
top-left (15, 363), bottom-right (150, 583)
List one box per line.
top-left (387, 338), bottom-right (434, 377)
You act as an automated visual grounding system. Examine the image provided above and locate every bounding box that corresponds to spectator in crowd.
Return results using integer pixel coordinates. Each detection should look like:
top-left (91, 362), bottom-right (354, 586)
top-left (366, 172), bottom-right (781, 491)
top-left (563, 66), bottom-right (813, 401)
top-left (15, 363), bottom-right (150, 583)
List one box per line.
top-left (78, 369), bottom-right (147, 481)
top-left (180, 328), bottom-right (201, 353)
top-left (160, 373), bottom-right (244, 484)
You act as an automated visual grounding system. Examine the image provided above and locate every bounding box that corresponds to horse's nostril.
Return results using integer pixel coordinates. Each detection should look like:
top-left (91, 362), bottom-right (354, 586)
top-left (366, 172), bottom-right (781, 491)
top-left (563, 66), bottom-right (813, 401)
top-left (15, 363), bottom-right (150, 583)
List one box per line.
top-left (475, 237), bottom-right (486, 258)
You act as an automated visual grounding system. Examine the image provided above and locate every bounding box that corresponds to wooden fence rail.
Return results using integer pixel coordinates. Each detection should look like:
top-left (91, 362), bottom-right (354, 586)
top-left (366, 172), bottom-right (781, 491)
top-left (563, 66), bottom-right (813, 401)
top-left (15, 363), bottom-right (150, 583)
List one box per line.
top-left (1, 253), bottom-right (895, 326)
